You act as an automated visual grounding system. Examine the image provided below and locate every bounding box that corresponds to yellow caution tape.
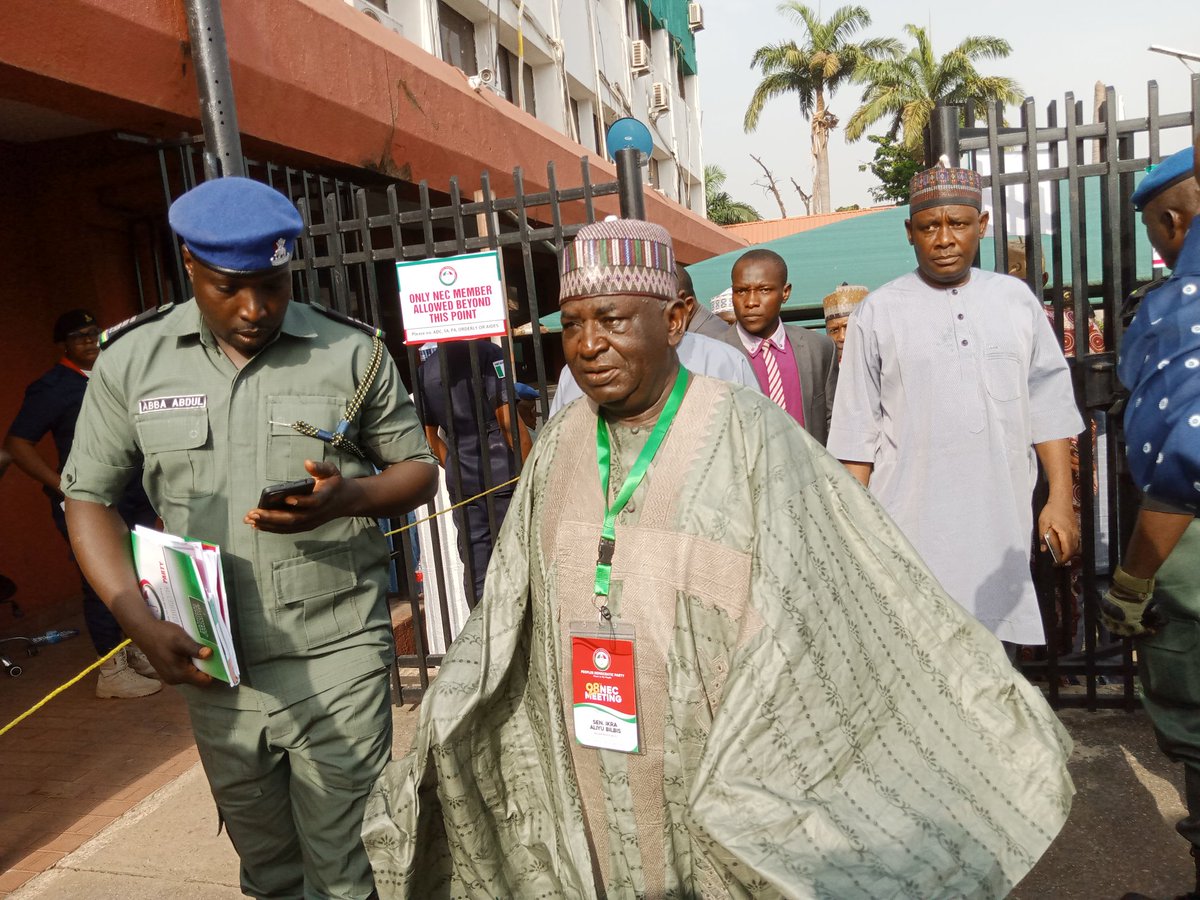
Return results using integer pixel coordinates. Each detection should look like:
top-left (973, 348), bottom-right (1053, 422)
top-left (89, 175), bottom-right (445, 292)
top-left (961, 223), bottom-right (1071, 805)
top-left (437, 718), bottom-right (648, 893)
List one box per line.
top-left (0, 639), bottom-right (131, 738)
top-left (383, 476), bottom-right (521, 537)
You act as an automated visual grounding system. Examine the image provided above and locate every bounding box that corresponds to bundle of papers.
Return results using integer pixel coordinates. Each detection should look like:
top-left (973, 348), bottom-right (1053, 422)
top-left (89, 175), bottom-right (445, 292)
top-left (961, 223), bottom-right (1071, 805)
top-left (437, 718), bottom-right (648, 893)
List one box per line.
top-left (131, 525), bottom-right (240, 686)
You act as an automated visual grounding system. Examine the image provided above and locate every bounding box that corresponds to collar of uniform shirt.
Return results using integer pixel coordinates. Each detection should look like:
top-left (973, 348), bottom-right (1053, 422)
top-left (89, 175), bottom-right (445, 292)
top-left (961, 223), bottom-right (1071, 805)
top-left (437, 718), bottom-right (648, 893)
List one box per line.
top-left (162, 299), bottom-right (320, 344)
top-left (736, 319), bottom-right (786, 356)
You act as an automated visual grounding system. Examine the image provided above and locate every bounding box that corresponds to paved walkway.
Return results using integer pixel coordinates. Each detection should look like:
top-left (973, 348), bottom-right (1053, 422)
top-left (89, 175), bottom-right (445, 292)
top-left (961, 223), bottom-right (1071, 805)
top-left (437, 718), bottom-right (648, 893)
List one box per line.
top-left (2, 608), bottom-right (1197, 898)
top-left (0, 611), bottom-right (197, 896)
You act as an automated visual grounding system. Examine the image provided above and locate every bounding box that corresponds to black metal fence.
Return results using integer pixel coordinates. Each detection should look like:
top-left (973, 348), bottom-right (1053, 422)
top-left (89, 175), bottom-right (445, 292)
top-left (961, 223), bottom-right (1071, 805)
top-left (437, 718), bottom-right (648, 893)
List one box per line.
top-left (133, 134), bottom-right (619, 699)
top-left (929, 75), bottom-right (1200, 708)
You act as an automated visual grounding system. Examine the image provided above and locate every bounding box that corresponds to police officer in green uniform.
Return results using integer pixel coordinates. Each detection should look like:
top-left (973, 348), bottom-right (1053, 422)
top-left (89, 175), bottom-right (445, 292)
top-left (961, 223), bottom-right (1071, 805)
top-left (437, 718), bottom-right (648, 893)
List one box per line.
top-left (1104, 145), bottom-right (1200, 900)
top-left (61, 177), bottom-right (438, 899)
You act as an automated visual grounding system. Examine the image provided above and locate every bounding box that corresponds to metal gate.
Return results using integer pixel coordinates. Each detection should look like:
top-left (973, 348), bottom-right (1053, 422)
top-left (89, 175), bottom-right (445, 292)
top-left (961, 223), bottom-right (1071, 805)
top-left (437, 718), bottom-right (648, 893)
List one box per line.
top-left (928, 75), bottom-right (1200, 708)
top-left (132, 134), bottom-right (620, 699)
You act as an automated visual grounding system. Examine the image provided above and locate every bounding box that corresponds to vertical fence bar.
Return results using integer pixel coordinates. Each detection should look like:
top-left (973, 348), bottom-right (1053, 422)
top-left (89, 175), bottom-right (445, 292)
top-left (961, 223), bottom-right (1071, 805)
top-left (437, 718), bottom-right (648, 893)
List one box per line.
top-left (988, 101), bottom-right (1009, 274)
top-left (513, 167), bottom-right (552, 405)
top-left (356, 188), bottom-right (383, 326)
top-left (1022, 98), bottom-right (1045, 302)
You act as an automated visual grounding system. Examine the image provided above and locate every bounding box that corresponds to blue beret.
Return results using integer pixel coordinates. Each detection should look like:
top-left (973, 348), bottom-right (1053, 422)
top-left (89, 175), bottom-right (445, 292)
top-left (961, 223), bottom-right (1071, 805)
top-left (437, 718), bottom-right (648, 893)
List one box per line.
top-left (169, 177), bottom-right (303, 274)
top-left (1131, 147), bottom-right (1196, 211)
top-left (514, 382), bottom-right (540, 401)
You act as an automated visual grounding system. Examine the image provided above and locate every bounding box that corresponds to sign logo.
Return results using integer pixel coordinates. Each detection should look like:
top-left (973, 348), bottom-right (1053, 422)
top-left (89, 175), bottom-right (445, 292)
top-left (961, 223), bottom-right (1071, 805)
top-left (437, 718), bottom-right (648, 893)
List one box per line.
top-left (439, 265), bottom-right (458, 286)
top-left (592, 648), bottom-right (611, 671)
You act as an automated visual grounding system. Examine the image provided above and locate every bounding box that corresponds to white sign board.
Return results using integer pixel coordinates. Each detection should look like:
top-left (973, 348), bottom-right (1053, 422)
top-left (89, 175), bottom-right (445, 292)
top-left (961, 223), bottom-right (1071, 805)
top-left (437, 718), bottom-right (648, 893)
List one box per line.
top-left (396, 251), bottom-right (505, 344)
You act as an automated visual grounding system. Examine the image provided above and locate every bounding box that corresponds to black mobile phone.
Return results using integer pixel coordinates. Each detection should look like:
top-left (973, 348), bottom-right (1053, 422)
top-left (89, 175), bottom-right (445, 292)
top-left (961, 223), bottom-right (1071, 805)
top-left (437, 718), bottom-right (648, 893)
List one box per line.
top-left (258, 478), bottom-right (315, 510)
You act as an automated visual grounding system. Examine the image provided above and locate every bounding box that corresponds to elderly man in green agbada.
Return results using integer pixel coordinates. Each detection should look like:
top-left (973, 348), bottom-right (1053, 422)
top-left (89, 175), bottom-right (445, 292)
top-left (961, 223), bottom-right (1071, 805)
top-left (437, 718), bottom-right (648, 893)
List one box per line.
top-left (364, 218), bottom-right (1074, 899)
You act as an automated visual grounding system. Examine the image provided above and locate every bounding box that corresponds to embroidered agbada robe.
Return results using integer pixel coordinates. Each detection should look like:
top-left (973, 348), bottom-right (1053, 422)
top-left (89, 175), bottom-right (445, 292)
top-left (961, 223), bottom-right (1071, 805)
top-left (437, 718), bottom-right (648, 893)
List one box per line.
top-left (363, 374), bottom-right (1074, 899)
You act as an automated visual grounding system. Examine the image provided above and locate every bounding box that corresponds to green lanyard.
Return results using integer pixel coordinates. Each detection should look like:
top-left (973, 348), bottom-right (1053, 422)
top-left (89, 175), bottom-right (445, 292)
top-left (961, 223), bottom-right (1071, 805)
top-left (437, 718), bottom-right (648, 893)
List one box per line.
top-left (594, 367), bottom-right (690, 601)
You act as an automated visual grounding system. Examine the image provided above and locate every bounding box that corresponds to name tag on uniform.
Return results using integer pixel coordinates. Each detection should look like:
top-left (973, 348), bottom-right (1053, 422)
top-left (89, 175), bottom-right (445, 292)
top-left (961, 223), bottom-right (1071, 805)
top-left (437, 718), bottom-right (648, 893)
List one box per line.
top-left (570, 620), bottom-right (639, 753)
top-left (138, 394), bottom-right (207, 414)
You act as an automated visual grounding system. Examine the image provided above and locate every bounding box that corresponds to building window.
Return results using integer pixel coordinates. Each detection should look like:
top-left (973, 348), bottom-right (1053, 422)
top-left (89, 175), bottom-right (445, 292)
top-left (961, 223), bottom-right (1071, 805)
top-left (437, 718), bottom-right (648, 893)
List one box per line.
top-left (497, 45), bottom-right (536, 117)
top-left (438, 2), bottom-right (477, 75)
top-left (594, 115), bottom-right (605, 157)
top-left (648, 156), bottom-right (660, 189)
top-left (628, 1), bottom-right (651, 46)
top-left (676, 58), bottom-right (687, 101)
top-left (570, 97), bottom-right (582, 144)
top-left (366, 0), bottom-right (389, 11)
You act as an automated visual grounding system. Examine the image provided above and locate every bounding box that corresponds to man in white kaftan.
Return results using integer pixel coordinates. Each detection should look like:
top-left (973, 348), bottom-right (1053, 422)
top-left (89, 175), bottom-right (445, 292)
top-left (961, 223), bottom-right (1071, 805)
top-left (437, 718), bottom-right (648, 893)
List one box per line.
top-left (828, 164), bottom-right (1083, 644)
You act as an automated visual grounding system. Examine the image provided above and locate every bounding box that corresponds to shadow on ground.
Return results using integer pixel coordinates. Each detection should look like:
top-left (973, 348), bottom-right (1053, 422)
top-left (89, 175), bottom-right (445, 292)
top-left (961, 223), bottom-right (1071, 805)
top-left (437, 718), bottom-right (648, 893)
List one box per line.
top-left (1013, 707), bottom-right (1193, 899)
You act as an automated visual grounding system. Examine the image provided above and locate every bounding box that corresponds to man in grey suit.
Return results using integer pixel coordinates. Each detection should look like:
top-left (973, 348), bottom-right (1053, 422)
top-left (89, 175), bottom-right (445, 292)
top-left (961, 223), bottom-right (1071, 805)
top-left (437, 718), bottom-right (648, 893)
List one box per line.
top-left (724, 249), bottom-right (838, 445)
top-left (677, 264), bottom-right (732, 339)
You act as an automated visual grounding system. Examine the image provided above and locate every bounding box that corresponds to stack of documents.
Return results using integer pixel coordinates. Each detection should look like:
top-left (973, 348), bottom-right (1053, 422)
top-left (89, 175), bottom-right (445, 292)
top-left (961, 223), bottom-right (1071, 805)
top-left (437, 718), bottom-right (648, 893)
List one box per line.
top-left (131, 525), bottom-right (240, 686)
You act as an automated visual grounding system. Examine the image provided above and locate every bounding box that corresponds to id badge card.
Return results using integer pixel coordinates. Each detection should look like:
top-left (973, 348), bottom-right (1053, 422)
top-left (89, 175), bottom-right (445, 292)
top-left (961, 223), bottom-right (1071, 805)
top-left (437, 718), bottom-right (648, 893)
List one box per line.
top-left (570, 620), bottom-right (639, 753)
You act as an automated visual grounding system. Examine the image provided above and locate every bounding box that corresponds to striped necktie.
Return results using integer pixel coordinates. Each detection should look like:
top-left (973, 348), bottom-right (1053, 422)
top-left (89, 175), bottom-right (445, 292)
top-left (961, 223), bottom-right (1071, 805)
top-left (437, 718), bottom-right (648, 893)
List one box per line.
top-left (760, 341), bottom-right (787, 409)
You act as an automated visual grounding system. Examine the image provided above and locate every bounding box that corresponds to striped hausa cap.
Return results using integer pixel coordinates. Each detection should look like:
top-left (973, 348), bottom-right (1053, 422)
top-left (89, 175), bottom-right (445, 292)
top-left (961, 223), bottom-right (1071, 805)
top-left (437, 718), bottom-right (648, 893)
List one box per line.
top-left (559, 218), bottom-right (677, 305)
top-left (908, 160), bottom-right (983, 214)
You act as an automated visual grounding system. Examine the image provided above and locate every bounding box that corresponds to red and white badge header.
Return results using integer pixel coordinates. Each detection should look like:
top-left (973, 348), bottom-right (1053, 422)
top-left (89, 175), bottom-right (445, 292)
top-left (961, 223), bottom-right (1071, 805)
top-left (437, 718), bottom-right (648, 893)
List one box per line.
top-left (397, 250), bottom-right (506, 344)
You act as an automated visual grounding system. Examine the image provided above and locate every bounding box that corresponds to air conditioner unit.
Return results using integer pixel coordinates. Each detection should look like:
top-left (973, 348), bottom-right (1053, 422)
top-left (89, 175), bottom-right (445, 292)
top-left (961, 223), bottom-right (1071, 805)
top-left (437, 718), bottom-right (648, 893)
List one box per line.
top-left (650, 82), bottom-right (670, 113)
top-left (630, 39), bottom-right (650, 73)
top-left (687, 2), bottom-right (704, 31)
top-left (349, 0), bottom-right (404, 37)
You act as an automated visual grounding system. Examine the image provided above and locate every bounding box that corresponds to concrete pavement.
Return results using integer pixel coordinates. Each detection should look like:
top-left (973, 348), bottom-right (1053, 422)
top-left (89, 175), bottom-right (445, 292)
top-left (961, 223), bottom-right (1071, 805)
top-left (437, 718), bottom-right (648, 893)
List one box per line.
top-left (8, 704), bottom-right (1197, 899)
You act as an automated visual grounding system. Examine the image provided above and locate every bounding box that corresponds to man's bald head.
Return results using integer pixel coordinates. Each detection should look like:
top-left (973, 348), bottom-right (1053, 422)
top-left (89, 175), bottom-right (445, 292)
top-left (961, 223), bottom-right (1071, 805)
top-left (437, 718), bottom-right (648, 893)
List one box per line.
top-left (1143, 176), bottom-right (1200, 270)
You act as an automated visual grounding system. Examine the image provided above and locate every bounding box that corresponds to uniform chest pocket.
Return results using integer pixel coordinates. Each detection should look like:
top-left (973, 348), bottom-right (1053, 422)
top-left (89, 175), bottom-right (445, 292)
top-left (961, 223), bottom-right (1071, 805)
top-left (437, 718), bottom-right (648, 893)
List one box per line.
top-left (984, 351), bottom-right (1024, 402)
top-left (266, 395), bottom-right (346, 482)
top-left (135, 409), bottom-right (212, 499)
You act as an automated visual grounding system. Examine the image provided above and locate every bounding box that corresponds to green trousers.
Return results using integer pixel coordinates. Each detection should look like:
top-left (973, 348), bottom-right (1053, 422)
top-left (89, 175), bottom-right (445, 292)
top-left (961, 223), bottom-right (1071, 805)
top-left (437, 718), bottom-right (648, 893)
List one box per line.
top-left (1140, 520), bottom-right (1200, 848)
top-left (187, 669), bottom-right (392, 899)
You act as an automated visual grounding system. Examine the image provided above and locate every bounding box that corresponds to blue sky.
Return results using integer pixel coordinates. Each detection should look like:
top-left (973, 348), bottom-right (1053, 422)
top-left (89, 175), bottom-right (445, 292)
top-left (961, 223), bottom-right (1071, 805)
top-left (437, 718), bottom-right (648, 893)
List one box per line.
top-left (695, 0), bottom-right (1197, 213)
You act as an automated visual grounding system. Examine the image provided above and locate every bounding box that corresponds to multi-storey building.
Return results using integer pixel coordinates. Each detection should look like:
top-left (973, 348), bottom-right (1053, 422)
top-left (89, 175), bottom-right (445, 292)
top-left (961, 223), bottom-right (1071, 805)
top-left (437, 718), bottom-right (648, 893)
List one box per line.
top-left (347, 0), bottom-right (706, 211)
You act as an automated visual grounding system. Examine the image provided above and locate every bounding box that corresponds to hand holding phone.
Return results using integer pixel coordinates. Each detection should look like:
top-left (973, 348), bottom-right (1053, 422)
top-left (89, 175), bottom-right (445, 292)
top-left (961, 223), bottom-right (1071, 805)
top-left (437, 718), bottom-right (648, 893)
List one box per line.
top-left (257, 478), bottom-right (316, 510)
top-left (1043, 530), bottom-right (1063, 566)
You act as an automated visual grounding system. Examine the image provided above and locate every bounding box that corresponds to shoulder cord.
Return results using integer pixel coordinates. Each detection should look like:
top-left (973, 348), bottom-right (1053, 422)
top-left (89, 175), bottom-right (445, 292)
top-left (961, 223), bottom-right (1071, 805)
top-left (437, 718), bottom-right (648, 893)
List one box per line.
top-left (286, 335), bottom-right (384, 460)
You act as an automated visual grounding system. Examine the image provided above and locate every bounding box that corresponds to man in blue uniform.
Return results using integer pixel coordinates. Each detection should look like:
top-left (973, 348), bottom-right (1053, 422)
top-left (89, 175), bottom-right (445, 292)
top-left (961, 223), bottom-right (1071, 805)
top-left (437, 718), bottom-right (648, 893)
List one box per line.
top-left (5, 309), bottom-right (161, 698)
top-left (1107, 143), bottom-right (1200, 900)
top-left (61, 177), bottom-right (438, 899)
top-left (417, 339), bottom-right (530, 604)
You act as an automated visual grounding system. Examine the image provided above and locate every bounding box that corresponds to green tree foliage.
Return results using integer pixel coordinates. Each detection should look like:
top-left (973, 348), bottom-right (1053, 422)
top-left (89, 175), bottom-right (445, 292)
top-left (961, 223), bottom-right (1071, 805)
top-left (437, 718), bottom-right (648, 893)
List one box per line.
top-left (705, 165), bottom-right (761, 226)
top-left (845, 24), bottom-right (1023, 152)
top-left (858, 134), bottom-right (923, 203)
top-left (744, 3), bottom-right (900, 215)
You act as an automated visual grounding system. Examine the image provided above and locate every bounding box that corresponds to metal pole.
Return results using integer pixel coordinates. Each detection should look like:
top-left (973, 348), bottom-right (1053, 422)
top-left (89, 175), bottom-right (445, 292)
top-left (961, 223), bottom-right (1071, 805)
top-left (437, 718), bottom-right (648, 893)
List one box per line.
top-left (183, 0), bottom-right (245, 179)
top-left (927, 105), bottom-right (961, 168)
top-left (615, 148), bottom-right (645, 219)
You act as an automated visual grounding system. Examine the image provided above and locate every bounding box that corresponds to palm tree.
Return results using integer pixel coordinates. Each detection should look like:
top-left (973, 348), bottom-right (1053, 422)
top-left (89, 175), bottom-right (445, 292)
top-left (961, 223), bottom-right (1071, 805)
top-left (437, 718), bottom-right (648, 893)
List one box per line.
top-left (744, 3), bottom-right (900, 215)
top-left (845, 24), bottom-right (1023, 153)
top-left (704, 165), bottom-right (761, 226)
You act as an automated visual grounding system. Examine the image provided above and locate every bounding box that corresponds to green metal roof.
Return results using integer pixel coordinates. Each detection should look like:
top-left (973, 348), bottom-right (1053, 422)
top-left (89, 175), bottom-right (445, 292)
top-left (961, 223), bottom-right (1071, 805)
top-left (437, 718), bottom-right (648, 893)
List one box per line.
top-left (687, 176), bottom-right (1155, 326)
top-left (536, 176), bottom-right (1155, 334)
